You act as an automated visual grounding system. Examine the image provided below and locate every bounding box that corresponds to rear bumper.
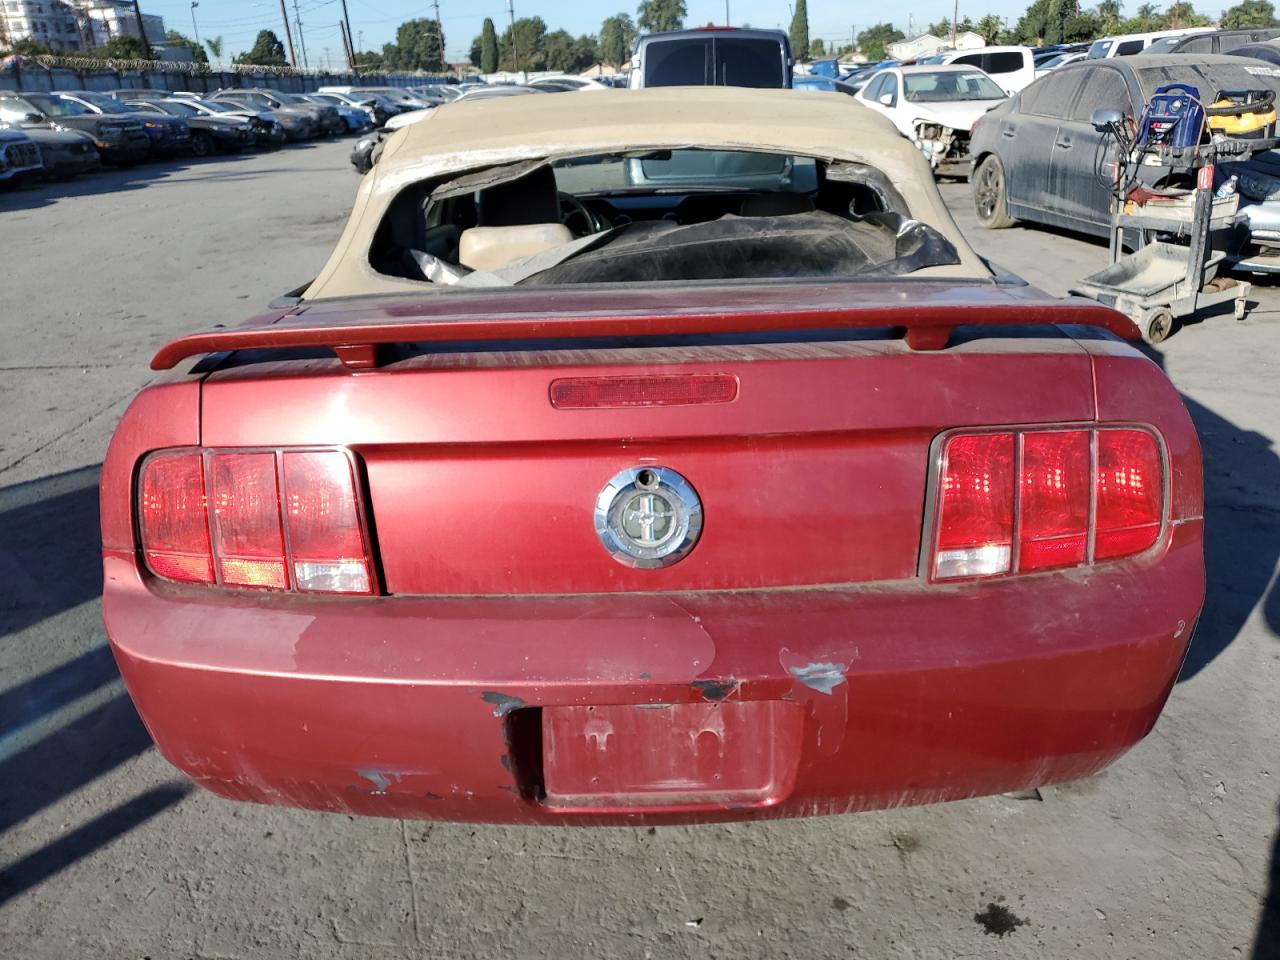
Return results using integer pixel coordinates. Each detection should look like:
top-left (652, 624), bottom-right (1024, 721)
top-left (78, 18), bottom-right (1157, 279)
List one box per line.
top-left (104, 522), bottom-right (1203, 825)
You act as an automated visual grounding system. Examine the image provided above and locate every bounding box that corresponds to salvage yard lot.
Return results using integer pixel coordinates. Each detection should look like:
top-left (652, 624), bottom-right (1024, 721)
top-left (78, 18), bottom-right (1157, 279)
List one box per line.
top-left (0, 143), bottom-right (1277, 959)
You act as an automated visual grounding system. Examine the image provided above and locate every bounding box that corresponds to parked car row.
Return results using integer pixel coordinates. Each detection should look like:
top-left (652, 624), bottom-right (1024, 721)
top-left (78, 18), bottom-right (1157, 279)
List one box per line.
top-left (0, 85), bottom-right (414, 186)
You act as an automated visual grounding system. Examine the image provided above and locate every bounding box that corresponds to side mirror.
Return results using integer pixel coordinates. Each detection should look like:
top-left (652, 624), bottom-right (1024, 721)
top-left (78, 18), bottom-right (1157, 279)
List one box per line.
top-left (879, 93), bottom-right (893, 106)
top-left (1091, 108), bottom-right (1123, 132)
top-left (25, 113), bottom-right (43, 123)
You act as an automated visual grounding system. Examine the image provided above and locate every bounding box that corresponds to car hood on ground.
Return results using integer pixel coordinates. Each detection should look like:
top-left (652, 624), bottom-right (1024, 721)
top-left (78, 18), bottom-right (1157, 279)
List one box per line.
top-left (903, 98), bottom-right (1006, 130)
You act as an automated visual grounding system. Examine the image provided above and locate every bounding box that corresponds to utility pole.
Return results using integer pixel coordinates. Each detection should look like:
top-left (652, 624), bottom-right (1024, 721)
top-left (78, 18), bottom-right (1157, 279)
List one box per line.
top-left (292, 0), bottom-right (308, 69)
top-left (430, 0), bottom-right (443, 72)
top-left (951, 0), bottom-right (958, 47)
top-left (278, 0), bottom-right (297, 66)
top-left (339, 19), bottom-right (355, 72)
top-left (507, 0), bottom-right (520, 79)
top-left (339, 0), bottom-right (356, 69)
top-left (724, 0), bottom-right (730, 26)
top-left (190, 1), bottom-right (200, 49)
top-left (131, 0), bottom-right (153, 58)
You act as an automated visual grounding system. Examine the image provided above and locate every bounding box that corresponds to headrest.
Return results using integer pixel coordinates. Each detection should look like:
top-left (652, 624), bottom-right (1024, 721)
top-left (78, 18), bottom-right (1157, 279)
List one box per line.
top-left (458, 223), bottom-right (574, 272)
top-left (477, 165), bottom-right (562, 226)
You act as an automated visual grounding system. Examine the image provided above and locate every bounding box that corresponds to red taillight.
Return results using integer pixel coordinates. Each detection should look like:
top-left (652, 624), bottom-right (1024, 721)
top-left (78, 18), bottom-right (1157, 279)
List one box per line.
top-left (934, 432), bottom-right (1015, 578)
top-left (139, 453), bottom-right (213, 584)
top-left (549, 374), bottom-right (738, 409)
top-left (1018, 431), bottom-right (1090, 572)
top-left (282, 451), bottom-right (373, 593)
top-left (931, 427), bottom-right (1164, 581)
top-left (209, 452), bottom-right (287, 589)
top-left (138, 448), bottom-right (374, 594)
top-left (1095, 429), bottom-right (1162, 560)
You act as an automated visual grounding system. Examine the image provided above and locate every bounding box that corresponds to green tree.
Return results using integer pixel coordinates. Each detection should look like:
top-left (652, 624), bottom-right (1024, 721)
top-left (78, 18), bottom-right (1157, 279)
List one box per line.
top-left (975, 13), bottom-right (1004, 42)
top-left (856, 22), bottom-right (904, 61)
top-left (381, 19), bottom-right (445, 72)
top-left (1164, 2), bottom-right (1208, 26)
top-left (790, 0), bottom-right (810, 58)
top-left (235, 30), bottom-right (288, 66)
top-left (600, 13), bottom-right (638, 68)
top-left (353, 49), bottom-right (383, 70)
top-left (1095, 0), bottom-right (1123, 27)
top-left (928, 17), bottom-right (953, 36)
top-left (1221, 0), bottom-right (1279, 27)
top-left (541, 29), bottom-right (596, 71)
top-left (573, 33), bottom-right (600, 69)
top-left (165, 29), bottom-right (208, 64)
top-left (500, 16), bottom-right (549, 71)
top-left (637, 0), bottom-right (686, 33)
top-left (480, 17), bottom-right (499, 72)
top-left (6, 39), bottom-right (55, 55)
top-left (92, 36), bottom-right (150, 59)
top-left (808, 37), bottom-right (826, 57)
top-left (204, 35), bottom-right (224, 67)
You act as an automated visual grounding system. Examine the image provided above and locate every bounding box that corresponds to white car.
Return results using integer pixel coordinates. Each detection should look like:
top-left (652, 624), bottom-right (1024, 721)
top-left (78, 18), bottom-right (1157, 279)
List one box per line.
top-left (1086, 26), bottom-right (1214, 58)
top-left (855, 64), bottom-right (1007, 178)
top-left (1034, 51), bottom-right (1087, 76)
top-left (936, 46), bottom-right (1036, 94)
top-left (527, 74), bottom-right (611, 92)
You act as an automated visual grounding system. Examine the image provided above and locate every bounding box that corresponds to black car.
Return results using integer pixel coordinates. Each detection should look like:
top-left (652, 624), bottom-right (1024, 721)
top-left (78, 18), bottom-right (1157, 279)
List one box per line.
top-left (1229, 41), bottom-right (1280, 65)
top-left (127, 99), bottom-right (254, 155)
top-left (0, 92), bottom-right (151, 166)
top-left (630, 27), bottom-right (794, 88)
top-left (968, 55), bottom-right (1280, 273)
top-left (1142, 28), bottom-right (1280, 55)
top-left (52, 90), bottom-right (191, 156)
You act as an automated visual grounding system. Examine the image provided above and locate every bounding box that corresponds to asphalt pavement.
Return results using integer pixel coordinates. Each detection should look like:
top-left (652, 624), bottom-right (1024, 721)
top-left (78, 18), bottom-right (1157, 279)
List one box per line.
top-left (0, 144), bottom-right (1277, 959)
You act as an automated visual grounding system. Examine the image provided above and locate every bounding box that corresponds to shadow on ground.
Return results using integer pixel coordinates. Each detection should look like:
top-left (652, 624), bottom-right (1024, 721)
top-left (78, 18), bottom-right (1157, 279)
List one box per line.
top-left (0, 464), bottom-right (190, 906)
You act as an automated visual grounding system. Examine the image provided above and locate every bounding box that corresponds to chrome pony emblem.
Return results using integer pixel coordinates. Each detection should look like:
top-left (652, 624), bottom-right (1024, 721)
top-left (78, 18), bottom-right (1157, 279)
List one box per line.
top-left (595, 467), bottom-right (702, 568)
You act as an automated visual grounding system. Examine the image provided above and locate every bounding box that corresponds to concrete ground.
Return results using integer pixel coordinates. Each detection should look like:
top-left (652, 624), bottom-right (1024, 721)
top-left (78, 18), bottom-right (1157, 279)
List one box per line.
top-left (0, 143), bottom-right (1276, 959)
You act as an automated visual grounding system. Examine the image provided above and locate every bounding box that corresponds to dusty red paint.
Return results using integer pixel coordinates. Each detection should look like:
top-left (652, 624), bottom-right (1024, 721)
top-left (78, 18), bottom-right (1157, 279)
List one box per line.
top-left (101, 283), bottom-right (1203, 824)
top-left (149, 281), bottom-right (1141, 370)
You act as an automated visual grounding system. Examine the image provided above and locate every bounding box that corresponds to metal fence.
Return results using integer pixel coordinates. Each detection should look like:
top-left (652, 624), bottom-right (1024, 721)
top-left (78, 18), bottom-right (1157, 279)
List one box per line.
top-left (0, 58), bottom-right (454, 94)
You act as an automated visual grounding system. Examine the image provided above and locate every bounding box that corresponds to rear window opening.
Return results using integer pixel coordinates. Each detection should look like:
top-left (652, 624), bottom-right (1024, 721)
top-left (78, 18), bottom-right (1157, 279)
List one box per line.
top-left (369, 150), bottom-right (961, 288)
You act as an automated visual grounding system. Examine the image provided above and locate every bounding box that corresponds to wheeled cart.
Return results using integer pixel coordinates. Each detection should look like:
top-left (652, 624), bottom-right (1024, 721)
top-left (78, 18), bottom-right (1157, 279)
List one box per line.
top-left (1073, 165), bottom-right (1250, 343)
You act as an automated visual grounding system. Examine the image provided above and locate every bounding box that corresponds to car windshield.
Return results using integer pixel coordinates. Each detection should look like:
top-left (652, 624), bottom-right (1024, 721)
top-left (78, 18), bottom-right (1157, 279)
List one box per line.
top-left (903, 71), bottom-right (1006, 102)
top-left (1142, 36), bottom-right (1181, 54)
top-left (370, 149), bottom-right (960, 287)
top-left (151, 101), bottom-right (198, 116)
top-left (27, 94), bottom-right (90, 117)
top-left (72, 92), bottom-right (127, 113)
top-left (0, 97), bottom-right (40, 121)
top-left (197, 100), bottom-right (237, 113)
top-left (1088, 39), bottom-right (1113, 59)
top-left (553, 149), bottom-right (818, 195)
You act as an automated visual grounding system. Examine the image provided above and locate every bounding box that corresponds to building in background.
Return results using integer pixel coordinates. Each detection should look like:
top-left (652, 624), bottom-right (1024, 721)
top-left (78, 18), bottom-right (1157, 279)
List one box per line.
top-left (1, 0), bottom-right (166, 52)
top-left (73, 0), bottom-right (164, 47)
top-left (887, 31), bottom-right (986, 60)
top-left (0, 0), bottom-right (85, 51)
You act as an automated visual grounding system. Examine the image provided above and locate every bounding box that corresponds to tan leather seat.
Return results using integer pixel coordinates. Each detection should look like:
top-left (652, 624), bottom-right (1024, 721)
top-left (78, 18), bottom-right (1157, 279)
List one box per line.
top-left (458, 223), bottom-right (573, 272)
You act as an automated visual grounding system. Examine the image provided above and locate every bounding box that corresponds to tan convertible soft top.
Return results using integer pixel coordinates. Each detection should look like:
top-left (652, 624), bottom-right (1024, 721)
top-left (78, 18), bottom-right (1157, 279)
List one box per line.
top-left (305, 86), bottom-right (989, 299)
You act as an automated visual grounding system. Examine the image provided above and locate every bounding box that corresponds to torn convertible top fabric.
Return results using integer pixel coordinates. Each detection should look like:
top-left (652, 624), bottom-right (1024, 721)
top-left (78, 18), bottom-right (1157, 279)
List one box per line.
top-left (519, 211), bottom-right (962, 285)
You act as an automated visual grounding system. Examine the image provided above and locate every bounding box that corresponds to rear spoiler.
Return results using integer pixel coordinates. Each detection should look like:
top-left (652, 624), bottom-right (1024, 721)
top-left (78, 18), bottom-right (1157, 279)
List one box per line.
top-left (151, 292), bottom-right (1140, 371)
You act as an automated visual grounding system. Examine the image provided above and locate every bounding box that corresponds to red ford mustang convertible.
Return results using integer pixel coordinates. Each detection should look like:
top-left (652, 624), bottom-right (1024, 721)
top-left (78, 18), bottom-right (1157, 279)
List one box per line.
top-left (102, 88), bottom-right (1204, 824)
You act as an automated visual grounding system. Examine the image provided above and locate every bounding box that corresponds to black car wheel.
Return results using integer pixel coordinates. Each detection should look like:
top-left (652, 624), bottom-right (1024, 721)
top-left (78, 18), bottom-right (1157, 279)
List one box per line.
top-left (973, 155), bottom-right (1016, 230)
top-left (191, 131), bottom-right (214, 157)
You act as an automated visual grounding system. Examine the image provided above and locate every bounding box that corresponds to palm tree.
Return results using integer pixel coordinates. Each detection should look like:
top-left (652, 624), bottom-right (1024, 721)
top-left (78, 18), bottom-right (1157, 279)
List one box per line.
top-left (204, 35), bottom-right (223, 69)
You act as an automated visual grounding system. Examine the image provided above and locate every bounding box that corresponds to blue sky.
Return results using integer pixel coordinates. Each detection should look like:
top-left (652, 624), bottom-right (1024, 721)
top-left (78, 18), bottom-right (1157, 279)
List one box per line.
top-left (142, 0), bottom-right (1229, 67)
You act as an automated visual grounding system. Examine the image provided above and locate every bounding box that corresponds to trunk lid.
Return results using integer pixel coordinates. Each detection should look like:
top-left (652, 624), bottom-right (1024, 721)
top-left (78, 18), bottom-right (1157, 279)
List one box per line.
top-left (192, 281), bottom-right (1107, 595)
